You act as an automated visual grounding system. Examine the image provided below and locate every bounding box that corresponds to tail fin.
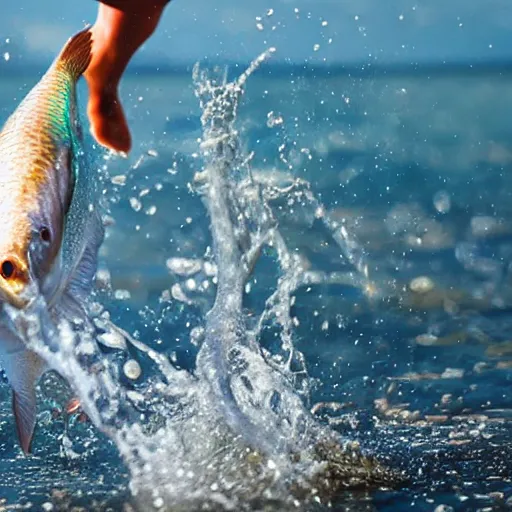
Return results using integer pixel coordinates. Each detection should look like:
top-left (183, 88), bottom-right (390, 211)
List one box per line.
top-left (54, 26), bottom-right (93, 80)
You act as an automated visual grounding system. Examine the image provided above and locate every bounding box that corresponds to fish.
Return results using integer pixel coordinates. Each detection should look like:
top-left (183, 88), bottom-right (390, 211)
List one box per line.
top-left (0, 27), bottom-right (105, 454)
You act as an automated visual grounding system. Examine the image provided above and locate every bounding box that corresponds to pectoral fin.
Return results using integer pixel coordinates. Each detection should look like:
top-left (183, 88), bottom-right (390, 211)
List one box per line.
top-left (51, 208), bottom-right (105, 324)
top-left (12, 387), bottom-right (37, 454)
top-left (4, 350), bottom-right (46, 454)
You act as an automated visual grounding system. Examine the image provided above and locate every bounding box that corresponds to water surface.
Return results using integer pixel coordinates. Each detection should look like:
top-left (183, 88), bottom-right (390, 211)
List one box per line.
top-left (0, 61), bottom-right (512, 510)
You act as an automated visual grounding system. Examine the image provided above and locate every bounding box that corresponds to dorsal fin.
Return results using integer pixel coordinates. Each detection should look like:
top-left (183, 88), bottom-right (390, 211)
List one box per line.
top-left (54, 27), bottom-right (93, 80)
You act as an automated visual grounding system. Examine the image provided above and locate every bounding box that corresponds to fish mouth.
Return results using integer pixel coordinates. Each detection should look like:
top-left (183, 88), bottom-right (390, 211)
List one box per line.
top-left (0, 282), bottom-right (36, 309)
top-left (0, 257), bottom-right (37, 310)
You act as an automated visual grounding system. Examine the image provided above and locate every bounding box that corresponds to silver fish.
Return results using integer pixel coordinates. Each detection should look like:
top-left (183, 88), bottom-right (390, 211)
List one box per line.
top-left (0, 28), bottom-right (104, 453)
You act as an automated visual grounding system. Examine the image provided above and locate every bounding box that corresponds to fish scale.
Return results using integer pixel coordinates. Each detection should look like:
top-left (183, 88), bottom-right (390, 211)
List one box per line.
top-left (1, 76), bottom-right (77, 192)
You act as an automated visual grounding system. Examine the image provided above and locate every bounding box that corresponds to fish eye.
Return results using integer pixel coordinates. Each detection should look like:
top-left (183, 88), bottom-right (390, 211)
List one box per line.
top-left (1, 260), bottom-right (15, 279)
top-left (40, 227), bottom-right (51, 243)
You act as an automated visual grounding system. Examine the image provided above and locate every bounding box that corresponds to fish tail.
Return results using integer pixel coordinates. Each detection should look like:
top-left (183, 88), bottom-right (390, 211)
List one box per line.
top-left (54, 26), bottom-right (93, 80)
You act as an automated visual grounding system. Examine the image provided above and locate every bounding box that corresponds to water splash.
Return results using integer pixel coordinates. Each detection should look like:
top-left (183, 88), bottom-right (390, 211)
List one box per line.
top-left (5, 51), bottom-right (400, 510)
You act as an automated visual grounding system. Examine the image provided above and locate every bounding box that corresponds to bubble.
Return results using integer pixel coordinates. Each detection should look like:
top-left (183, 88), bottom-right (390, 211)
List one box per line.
top-left (114, 289), bottom-right (131, 300)
top-left (96, 268), bottom-right (111, 289)
top-left (3, 52), bottom-right (9, 62)
top-left (190, 326), bottom-right (205, 347)
top-left (433, 190), bottom-right (451, 214)
top-left (166, 257), bottom-right (202, 276)
top-left (124, 359), bottom-right (142, 380)
top-left (171, 283), bottom-right (191, 303)
top-left (256, 22), bottom-right (264, 31)
top-left (203, 261), bottom-right (217, 276)
top-left (98, 330), bottom-right (127, 350)
top-left (266, 111), bottom-right (284, 128)
top-left (129, 197), bottom-right (142, 212)
top-left (313, 44), bottom-right (320, 52)
top-left (409, 276), bottom-right (435, 294)
top-left (185, 278), bottom-right (197, 291)
top-left (111, 174), bottom-right (126, 186)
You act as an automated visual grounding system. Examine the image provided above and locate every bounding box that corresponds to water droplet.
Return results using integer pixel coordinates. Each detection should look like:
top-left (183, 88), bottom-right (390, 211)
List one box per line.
top-left (171, 283), bottom-right (191, 303)
top-left (185, 278), bottom-right (197, 291)
top-left (166, 257), bottom-right (202, 276)
top-left (111, 174), bottom-right (126, 186)
top-left (266, 111), bottom-right (284, 127)
top-left (433, 190), bottom-right (451, 214)
top-left (114, 289), bottom-right (131, 300)
top-left (409, 276), bottom-right (435, 294)
top-left (124, 359), bottom-right (142, 380)
top-left (129, 197), bottom-right (142, 212)
top-left (153, 497), bottom-right (164, 509)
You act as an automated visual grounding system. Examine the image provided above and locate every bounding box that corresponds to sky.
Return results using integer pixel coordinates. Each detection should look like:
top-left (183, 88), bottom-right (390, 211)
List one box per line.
top-left (1, 0), bottom-right (512, 68)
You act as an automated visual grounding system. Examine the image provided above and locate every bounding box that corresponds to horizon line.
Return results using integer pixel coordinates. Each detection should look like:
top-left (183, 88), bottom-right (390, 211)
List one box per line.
top-left (1, 57), bottom-right (512, 79)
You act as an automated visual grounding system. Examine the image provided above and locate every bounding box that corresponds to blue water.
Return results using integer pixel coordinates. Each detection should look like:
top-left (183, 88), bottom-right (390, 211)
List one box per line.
top-left (1, 62), bottom-right (512, 510)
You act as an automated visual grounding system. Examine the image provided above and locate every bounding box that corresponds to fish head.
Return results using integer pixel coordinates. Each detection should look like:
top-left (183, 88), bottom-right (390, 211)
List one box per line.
top-left (0, 162), bottom-right (68, 309)
top-left (0, 250), bottom-right (32, 310)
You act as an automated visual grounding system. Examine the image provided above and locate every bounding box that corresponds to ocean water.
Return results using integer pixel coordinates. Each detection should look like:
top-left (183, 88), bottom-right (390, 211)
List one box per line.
top-left (0, 58), bottom-right (512, 511)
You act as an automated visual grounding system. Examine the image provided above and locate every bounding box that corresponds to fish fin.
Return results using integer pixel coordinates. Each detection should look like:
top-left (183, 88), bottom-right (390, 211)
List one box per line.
top-left (12, 388), bottom-right (37, 455)
top-left (56, 212), bottom-right (104, 321)
top-left (6, 351), bottom-right (46, 455)
top-left (54, 27), bottom-right (92, 80)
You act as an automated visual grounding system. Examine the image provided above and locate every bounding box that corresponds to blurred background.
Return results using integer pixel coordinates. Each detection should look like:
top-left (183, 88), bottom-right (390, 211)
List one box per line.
top-left (1, 0), bottom-right (512, 67)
